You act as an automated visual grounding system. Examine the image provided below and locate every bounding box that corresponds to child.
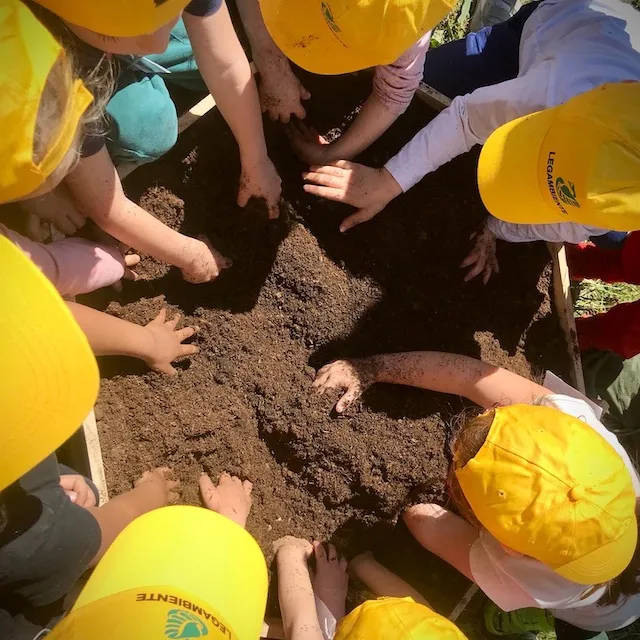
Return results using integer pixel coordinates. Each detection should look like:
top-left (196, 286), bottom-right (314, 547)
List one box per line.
top-left (236, 0), bottom-right (448, 163)
top-left (313, 354), bottom-right (640, 639)
top-left (0, 0), bottom-right (198, 376)
top-left (302, 0), bottom-right (640, 279)
top-left (22, 0), bottom-right (281, 283)
top-left (273, 535), bottom-right (468, 639)
top-left (0, 233), bottom-right (182, 638)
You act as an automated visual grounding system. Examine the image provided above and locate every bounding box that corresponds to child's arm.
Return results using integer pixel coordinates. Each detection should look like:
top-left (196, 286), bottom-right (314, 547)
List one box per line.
top-left (273, 537), bottom-right (324, 640)
top-left (349, 552), bottom-right (431, 606)
top-left (87, 468), bottom-right (179, 566)
top-left (65, 149), bottom-right (230, 283)
top-left (67, 303), bottom-right (198, 375)
top-left (2, 223), bottom-right (137, 296)
top-left (184, 4), bottom-right (282, 219)
top-left (313, 353), bottom-right (551, 412)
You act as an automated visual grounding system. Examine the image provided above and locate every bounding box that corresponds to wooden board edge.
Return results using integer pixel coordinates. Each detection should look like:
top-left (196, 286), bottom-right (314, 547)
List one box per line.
top-left (416, 82), bottom-right (451, 112)
top-left (548, 242), bottom-right (586, 393)
top-left (82, 409), bottom-right (109, 504)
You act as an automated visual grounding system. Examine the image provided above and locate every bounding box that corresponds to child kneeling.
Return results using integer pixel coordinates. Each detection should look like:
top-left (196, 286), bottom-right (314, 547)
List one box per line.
top-left (315, 352), bottom-right (640, 639)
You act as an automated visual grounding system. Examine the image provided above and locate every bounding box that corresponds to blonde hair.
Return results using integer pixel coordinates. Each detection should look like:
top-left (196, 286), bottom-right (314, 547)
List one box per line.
top-left (32, 45), bottom-right (113, 191)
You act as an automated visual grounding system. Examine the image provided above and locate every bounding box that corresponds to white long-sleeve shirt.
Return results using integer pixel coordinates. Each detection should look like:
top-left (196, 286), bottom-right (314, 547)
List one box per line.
top-left (385, 0), bottom-right (640, 243)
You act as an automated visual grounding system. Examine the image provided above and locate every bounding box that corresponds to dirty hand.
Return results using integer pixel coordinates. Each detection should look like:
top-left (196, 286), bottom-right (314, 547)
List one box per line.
top-left (60, 475), bottom-right (97, 508)
top-left (303, 161), bottom-right (402, 233)
top-left (313, 359), bottom-right (376, 413)
top-left (143, 309), bottom-right (200, 375)
top-left (256, 48), bottom-right (311, 123)
top-left (180, 235), bottom-right (232, 284)
top-left (461, 224), bottom-right (499, 284)
top-left (286, 120), bottom-right (332, 165)
top-left (200, 472), bottom-right (253, 529)
top-left (238, 156), bottom-right (282, 220)
top-left (272, 535), bottom-right (314, 560)
top-left (134, 467), bottom-right (180, 504)
top-left (20, 183), bottom-right (86, 236)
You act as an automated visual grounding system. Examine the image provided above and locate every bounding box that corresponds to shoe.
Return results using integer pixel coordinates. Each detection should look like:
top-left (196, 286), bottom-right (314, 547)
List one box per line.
top-left (485, 601), bottom-right (555, 636)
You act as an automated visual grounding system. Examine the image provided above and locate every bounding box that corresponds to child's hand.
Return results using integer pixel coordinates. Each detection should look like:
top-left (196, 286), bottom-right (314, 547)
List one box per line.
top-left (461, 224), bottom-right (499, 284)
top-left (20, 183), bottom-right (86, 236)
top-left (180, 236), bottom-right (232, 284)
top-left (313, 359), bottom-right (376, 413)
top-left (60, 474), bottom-right (97, 508)
top-left (199, 472), bottom-right (253, 529)
top-left (238, 157), bottom-right (282, 220)
top-left (134, 467), bottom-right (180, 504)
top-left (303, 162), bottom-right (402, 233)
top-left (273, 536), bottom-right (314, 560)
top-left (287, 120), bottom-right (332, 166)
top-left (143, 309), bottom-right (199, 375)
top-left (256, 48), bottom-right (311, 123)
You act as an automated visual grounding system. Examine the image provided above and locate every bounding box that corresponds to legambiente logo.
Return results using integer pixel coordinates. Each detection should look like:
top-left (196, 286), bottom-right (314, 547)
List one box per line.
top-left (165, 609), bottom-right (208, 638)
top-left (546, 152), bottom-right (580, 214)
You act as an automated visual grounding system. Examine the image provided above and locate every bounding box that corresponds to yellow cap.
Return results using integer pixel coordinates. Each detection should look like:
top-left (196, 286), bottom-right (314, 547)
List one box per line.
top-left (259, 0), bottom-right (456, 75)
top-left (0, 0), bottom-right (92, 203)
top-left (32, 0), bottom-right (191, 37)
top-left (48, 506), bottom-right (268, 640)
top-left (455, 404), bottom-right (638, 585)
top-left (334, 597), bottom-right (468, 640)
top-left (0, 235), bottom-right (99, 490)
top-left (478, 82), bottom-right (640, 231)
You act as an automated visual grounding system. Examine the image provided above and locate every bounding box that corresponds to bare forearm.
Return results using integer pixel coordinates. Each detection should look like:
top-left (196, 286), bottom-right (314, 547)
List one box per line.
top-left (185, 8), bottom-right (268, 164)
top-left (327, 94), bottom-right (399, 161)
top-left (349, 555), bottom-right (430, 606)
top-left (87, 482), bottom-right (166, 565)
top-left (276, 554), bottom-right (324, 640)
top-left (68, 302), bottom-right (153, 362)
top-left (235, 0), bottom-right (276, 54)
top-left (363, 352), bottom-right (549, 408)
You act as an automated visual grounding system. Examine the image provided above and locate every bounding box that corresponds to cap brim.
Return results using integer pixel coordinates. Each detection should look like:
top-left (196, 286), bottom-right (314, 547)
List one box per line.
top-left (72, 506), bottom-right (268, 640)
top-left (0, 236), bottom-right (98, 490)
top-left (478, 106), bottom-right (566, 225)
top-left (556, 518), bottom-right (638, 585)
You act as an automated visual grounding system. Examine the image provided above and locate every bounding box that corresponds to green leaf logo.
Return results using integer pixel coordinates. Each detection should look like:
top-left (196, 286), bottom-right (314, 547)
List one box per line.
top-left (165, 609), bottom-right (208, 638)
top-left (555, 177), bottom-right (580, 208)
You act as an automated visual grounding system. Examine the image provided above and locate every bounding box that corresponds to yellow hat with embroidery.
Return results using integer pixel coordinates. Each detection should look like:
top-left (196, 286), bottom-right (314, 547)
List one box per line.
top-left (0, 235), bottom-right (99, 490)
top-left (334, 597), bottom-right (468, 640)
top-left (32, 0), bottom-right (191, 37)
top-left (478, 82), bottom-right (640, 231)
top-left (455, 404), bottom-right (638, 585)
top-left (259, 0), bottom-right (456, 75)
top-left (47, 506), bottom-right (268, 640)
top-left (0, 0), bottom-right (92, 203)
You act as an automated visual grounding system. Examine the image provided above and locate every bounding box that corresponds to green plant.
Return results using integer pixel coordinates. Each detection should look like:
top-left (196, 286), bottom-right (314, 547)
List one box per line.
top-left (573, 279), bottom-right (640, 318)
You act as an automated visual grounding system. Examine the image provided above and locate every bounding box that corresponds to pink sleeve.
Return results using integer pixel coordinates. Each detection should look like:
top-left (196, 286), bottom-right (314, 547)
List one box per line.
top-left (372, 32), bottom-right (431, 114)
top-left (0, 224), bottom-right (125, 296)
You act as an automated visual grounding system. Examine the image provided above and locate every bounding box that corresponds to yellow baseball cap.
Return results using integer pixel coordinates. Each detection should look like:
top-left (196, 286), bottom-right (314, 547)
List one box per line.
top-left (455, 404), bottom-right (638, 585)
top-left (0, 0), bottom-right (92, 203)
top-left (259, 0), bottom-right (456, 75)
top-left (32, 0), bottom-right (191, 37)
top-left (334, 597), bottom-right (468, 640)
top-left (478, 82), bottom-right (640, 231)
top-left (0, 235), bottom-right (99, 490)
top-left (47, 506), bottom-right (268, 640)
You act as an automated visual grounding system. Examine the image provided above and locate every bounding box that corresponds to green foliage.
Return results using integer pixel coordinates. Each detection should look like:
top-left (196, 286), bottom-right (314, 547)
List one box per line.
top-left (431, 0), bottom-right (473, 47)
top-left (573, 279), bottom-right (640, 318)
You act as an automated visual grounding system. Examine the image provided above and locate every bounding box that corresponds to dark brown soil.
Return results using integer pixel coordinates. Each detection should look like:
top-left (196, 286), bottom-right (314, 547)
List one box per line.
top-left (84, 72), bottom-right (570, 621)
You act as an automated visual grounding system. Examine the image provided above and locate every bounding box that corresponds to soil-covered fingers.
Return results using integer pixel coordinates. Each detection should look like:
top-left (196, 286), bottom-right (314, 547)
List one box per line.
top-left (273, 536), bottom-right (314, 559)
top-left (122, 254), bottom-right (141, 282)
top-left (313, 360), bottom-right (364, 413)
top-left (199, 471), bottom-right (253, 528)
top-left (144, 311), bottom-right (200, 375)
